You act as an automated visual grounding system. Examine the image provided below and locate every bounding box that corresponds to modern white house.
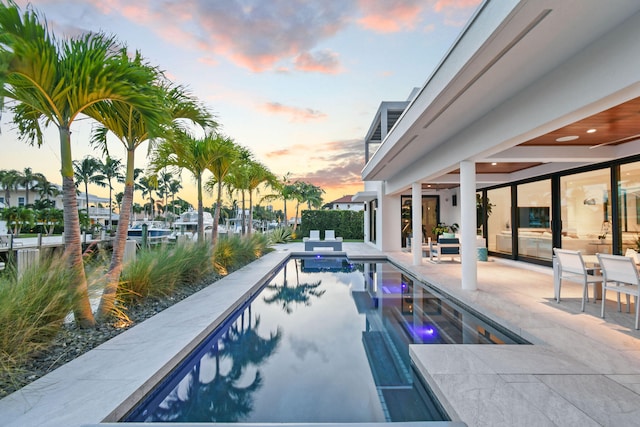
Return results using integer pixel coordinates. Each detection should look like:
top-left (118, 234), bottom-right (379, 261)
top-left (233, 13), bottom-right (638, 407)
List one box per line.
top-left (355, 0), bottom-right (640, 290)
top-left (324, 195), bottom-right (364, 211)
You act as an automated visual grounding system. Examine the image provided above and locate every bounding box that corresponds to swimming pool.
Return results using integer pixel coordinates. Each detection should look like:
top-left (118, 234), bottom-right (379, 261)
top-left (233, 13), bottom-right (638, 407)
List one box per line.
top-left (125, 256), bottom-right (527, 423)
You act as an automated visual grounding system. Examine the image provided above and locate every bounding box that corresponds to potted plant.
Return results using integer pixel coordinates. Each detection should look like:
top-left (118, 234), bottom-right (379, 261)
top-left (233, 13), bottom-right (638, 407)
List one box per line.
top-left (477, 194), bottom-right (494, 235)
top-left (432, 222), bottom-right (459, 238)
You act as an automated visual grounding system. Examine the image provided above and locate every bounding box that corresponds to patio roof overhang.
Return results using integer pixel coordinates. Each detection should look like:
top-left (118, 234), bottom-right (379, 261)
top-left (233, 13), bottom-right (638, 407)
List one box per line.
top-left (362, 0), bottom-right (640, 195)
top-left (352, 191), bottom-right (377, 203)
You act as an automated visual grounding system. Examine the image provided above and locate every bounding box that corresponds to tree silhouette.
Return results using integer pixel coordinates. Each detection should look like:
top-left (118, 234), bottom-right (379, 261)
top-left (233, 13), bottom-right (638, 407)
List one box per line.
top-left (148, 307), bottom-right (281, 422)
top-left (263, 262), bottom-right (325, 314)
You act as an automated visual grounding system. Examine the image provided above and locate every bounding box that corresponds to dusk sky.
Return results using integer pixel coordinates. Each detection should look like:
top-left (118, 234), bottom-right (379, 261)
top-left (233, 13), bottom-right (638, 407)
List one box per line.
top-left (1, 0), bottom-right (480, 210)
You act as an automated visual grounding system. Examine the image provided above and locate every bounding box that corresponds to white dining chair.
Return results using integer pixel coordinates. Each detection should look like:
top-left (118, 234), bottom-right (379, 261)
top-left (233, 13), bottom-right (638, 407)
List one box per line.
top-left (597, 253), bottom-right (640, 329)
top-left (553, 248), bottom-right (602, 311)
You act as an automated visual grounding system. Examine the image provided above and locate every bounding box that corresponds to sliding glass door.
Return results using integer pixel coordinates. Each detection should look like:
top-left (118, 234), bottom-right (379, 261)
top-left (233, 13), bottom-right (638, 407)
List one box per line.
top-left (560, 168), bottom-right (611, 254)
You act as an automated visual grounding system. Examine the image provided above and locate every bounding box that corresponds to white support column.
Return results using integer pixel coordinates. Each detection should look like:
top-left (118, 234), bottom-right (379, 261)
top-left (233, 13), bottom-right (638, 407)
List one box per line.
top-left (460, 161), bottom-right (477, 290)
top-left (412, 182), bottom-right (422, 265)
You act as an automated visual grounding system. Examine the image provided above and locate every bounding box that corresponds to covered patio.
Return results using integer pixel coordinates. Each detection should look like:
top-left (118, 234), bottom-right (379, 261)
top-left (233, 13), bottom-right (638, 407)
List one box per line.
top-left (357, 0), bottom-right (640, 292)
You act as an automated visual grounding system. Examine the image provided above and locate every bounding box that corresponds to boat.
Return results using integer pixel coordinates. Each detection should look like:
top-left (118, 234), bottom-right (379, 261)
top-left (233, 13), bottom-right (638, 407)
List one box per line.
top-left (127, 220), bottom-right (173, 243)
top-left (170, 210), bottom-right (216, 241)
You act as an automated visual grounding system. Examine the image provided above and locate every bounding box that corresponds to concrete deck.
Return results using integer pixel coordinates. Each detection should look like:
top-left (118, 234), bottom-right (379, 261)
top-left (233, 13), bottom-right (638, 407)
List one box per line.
top-left (1, 242), bottom-right (639, 426)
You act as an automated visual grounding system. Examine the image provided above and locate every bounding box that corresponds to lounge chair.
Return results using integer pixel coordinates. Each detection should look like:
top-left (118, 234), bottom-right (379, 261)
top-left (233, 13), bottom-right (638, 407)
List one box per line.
top-left (429, 236), bottom-right (460, 263)
top-left (304, 229), bottom-right (342, 251)
top-left (303, 230), bottom-right (321, 242)
top-left (324, 230), bottom-right (343, 242)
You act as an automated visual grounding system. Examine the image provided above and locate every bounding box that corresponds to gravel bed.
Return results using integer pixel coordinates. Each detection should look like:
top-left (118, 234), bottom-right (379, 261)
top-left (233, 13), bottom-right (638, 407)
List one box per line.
top-left (0, 272), bottom-right (221, 399)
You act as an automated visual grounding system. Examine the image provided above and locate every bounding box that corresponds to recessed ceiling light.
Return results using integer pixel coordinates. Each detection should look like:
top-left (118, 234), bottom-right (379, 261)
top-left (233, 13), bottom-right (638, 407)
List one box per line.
top-left (556, 135), bottom-right (579, 142)
top-left (587, 129), bottom-right (597, 133)
top-left (427, 184), bottom-right (431, 187)
top-left (491, 162), bottom-right (497, 166)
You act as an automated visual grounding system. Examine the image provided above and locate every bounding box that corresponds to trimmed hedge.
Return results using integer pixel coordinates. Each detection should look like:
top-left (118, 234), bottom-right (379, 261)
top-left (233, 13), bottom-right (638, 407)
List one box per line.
top-left (300, 210), bottom-right (364, 240)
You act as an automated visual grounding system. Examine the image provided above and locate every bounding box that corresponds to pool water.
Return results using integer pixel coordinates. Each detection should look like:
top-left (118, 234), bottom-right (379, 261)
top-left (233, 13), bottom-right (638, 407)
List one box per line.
top-left (125, 257), bottom-right (526, 423)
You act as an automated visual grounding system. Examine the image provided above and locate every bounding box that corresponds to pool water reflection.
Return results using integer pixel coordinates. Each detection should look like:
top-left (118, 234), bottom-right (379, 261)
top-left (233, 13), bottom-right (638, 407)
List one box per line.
top-left (125, 257), bottom-right (526, 423)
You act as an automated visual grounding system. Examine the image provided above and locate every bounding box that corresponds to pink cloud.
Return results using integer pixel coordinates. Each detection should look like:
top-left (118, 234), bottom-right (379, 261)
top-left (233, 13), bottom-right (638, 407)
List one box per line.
top-left (264, 139), bottom-right (364, 191)
top-left (193, 1), bottom-right (352, 72)
top-left (197, 57), bottom-right (218, 67)
top-left (294, 50), bottom-right (341, 74)
top-left (266, 144), bottom-right (308, 158)
top-left (433, 0), bottom-right (482, 26)
top-left (433, 0), bottom-right (481, 12)
top-left (357, 0), bottom-right (424, 33)
top-left (262, 103), bottom-right (327, 122)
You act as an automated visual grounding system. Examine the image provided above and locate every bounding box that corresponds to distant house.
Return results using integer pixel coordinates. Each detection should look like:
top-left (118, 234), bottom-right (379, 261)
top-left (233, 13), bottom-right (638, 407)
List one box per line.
top-left (0, 185), bottom-right (118, 227)
top-left (324, 195), bottom-right (363, 211)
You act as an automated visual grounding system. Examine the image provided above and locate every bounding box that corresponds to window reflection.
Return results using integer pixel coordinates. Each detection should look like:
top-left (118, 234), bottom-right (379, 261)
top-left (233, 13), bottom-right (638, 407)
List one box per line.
top-left (560, 168), bottom-right (611, 254)
top-left (517, 180), bottom-right (552, 261)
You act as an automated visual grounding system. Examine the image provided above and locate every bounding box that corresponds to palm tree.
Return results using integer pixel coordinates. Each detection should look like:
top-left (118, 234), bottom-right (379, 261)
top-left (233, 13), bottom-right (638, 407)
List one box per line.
top-left (34, 177), bottom-right (61, 207)
top-left (0, 169), bottom-right (20, 207)
top-left (95, 156), bottom-right (123, 231)
top-left (73, 156), bottom-right (102, 216)
top-left (90, 78), bottom-right (214, 318)
top-left (301, 182), bottom-right (325, 210)
top-left (205, 135), bottom-right (238, 245)
top-left (132, 202), bottom-right (143, 220)
top-left (36, 207), bottom-right (63, 235)
top-left (156, 169), bottom-right (173, 220)
top-left (224, 146), bottom-right (254, 235)
top-left (262, 173), bottom-right (295, 227)
top-left (244, 160), bottom-right (276, 237)
top-left (287, 181), bottom-right (324, 232)
top-left (1, 206), bottom-right (34, 235)
top-left (150, 130), bottom-right (220, 242)
top-left (115, 191), bottom-right (124, 214)
top-left (168, 179), bottom-right (182, 218)
top-left (138, 174), bottom-right (158, 219)
top-left (18, 167), bottom-right (46, 206)
top-left (0, 2), bottom-right (164, 326)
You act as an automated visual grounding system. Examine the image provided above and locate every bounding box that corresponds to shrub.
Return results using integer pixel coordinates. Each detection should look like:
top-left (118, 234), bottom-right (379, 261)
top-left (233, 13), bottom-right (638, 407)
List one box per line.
top-left (119, 242), bottom-right (213, 304)
top-left (0, 256), bottom-right (79, 377)
top-left (212, 234), bottom-right (272, 275)
top-left (268, 227), bottom-right (292, 244)
top-left (299, 210), bottom-right (364, 240)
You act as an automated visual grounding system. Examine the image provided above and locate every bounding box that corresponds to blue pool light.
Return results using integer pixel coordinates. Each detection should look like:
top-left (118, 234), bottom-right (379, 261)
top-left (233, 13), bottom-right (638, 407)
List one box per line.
top-left (412, 324), bottom-right (438, 342)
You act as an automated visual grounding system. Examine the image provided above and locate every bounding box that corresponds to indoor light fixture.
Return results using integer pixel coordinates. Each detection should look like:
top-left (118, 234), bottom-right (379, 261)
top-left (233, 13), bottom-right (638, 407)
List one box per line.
top-left (556, 135), bottom-right (580, 142)
top-left (586, 129), bottom-right (597, 133)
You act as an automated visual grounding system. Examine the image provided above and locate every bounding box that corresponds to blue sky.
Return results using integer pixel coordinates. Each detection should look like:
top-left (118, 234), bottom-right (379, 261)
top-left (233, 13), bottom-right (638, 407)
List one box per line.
top-left (1, 0), bottom-right (480, 209)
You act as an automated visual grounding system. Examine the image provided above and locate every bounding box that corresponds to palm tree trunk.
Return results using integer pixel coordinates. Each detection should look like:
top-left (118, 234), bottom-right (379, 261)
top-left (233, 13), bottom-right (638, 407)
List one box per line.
top-left (241, 191), bottom-right (246, 236)
top-left (212, 180), bottom-right (222, 245)
top-left (84, 180), bottom-right (90, 224)
top-left (197, 174), bottom-right (204, 242)
top-left (293, 201), bottom-right (300, 232)
top-left (283, 199), bottom-right (287, 228)
top-left (97, 150), bottom-right (134, 319)
top-left (108, 180), bottom-right (113, 231)
top-left (60, 127), bottom-right (95, 327)
top-left (247, 190), bottom-right (253, 237)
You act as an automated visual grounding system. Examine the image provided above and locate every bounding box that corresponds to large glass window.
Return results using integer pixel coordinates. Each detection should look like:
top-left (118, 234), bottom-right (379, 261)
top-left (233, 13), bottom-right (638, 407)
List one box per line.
top-left (619, 162), bottom-right (640, 252)
top-left (517, 180), bottom-right (552, 261)
top-left (400, 196), bottom-right (438, 248)
top-left (487, 187), bottom-right (512, 255)
top-left (560, 168), bottom-right (611, 254)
